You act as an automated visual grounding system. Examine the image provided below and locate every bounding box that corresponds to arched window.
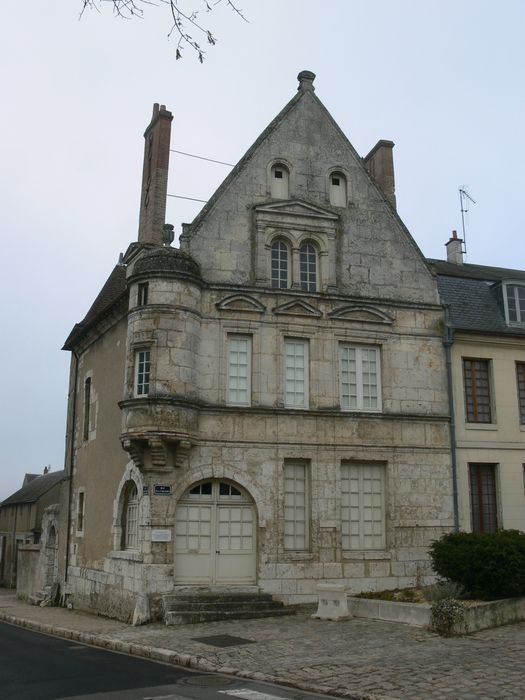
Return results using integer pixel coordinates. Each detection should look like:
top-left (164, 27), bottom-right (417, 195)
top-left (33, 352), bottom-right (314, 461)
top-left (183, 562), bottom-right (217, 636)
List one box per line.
top-left (329, 172), bottom-right (347, 207)
top-left (121, 481), bottom-right (139, 550)
top-left (299, 243), bottom-right (318, 292)
top-left (271, 239), bottom-right (289, 288)
top-left (270, 163), bottom-right (289, 199)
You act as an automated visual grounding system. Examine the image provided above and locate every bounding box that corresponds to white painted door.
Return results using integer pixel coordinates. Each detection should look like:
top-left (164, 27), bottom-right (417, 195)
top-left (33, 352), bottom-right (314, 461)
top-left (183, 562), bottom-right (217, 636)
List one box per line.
top-left (175, 480), bottom-right (255, 584)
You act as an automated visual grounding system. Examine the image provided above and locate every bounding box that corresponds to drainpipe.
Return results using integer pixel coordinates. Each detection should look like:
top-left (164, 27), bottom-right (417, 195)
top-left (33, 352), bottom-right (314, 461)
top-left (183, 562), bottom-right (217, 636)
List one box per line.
top-left (443, 304), bottom-right (459, 531)
top-left (64, 350), bottom-right (79, 585)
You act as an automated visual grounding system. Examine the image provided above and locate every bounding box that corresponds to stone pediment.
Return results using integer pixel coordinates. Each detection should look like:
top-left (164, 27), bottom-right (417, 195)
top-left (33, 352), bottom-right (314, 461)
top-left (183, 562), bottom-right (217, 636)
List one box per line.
top-left (255, 199), bottom-right (339, 221)
top-left (273, 300), bottom-right (323, 318)
top-left (328, 304), bottom-right (393, 324)
top-left (216, 294), bottom-right (266, 314)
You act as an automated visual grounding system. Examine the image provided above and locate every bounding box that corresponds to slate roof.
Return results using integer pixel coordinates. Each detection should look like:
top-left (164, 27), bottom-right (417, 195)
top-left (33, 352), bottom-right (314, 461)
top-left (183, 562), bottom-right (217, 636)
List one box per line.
top-left (63, 264), bottom-right (127, 350)
top-left (428, 258), bottom-right (525, 336)
top-left (1, 470), bottom-right (66, 507)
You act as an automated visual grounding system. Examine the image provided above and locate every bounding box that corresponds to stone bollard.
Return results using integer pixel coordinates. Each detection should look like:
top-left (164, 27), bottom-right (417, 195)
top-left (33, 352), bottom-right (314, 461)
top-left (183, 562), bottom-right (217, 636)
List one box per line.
top-left (312, 583), bottom-right (351, 621)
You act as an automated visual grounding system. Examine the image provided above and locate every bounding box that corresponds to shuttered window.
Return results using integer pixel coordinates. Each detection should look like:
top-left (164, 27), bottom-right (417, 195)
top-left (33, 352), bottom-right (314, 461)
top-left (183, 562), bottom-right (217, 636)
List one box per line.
top-left (517, 363), bottom-right (525, 424)
top-left (341, 463), bottom-right (385, 550)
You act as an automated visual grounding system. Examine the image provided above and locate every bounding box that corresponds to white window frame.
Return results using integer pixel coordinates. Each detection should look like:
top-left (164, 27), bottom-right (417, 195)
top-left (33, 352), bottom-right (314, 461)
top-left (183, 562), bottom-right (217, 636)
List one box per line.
top-left (227, 335), bottom-right (252, 406)
top-left (283, 461), bottom-right (309, 551)
top-left (124, 482), bottom-right (139, 550)
top-left (340, 344), bottom-right (381, 412)
top-left (284, 339), bottom-right (309, 409)
top-left (503, 282), bottom-right (525, 324)
top-left (134, 349), bottom-right (151, 397)
top-left (341, 462), bottom-right (386, 551)
top-left (299, 242), bottom-right (318, 292)
top-left (270, 239), bottom-right (290, 289)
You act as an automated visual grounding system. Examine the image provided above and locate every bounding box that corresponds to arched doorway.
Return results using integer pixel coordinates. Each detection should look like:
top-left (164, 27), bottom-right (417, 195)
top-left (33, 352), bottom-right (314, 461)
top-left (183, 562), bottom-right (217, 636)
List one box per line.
top-left (175, 480), bottom-right (256, 584)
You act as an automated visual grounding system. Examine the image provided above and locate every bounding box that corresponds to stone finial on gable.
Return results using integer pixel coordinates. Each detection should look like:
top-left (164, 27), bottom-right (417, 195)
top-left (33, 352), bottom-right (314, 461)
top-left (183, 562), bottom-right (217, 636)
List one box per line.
top-left (297, 70), bottom-right (316, 92)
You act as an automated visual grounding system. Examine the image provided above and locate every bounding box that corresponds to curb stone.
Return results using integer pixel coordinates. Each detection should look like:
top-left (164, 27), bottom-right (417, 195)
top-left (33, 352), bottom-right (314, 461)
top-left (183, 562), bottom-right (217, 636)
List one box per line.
top-left (0, 608), bottom-right (364, 699)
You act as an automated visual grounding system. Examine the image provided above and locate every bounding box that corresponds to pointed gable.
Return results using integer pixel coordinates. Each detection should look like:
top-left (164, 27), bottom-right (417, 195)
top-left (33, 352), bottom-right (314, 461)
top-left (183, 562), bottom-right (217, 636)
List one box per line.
top-left (273, 300), bottom-right (322, 318)
top-left (216, 294), bottom-right (266, 314)
top-left (181, 71), bottom-right (438, 305)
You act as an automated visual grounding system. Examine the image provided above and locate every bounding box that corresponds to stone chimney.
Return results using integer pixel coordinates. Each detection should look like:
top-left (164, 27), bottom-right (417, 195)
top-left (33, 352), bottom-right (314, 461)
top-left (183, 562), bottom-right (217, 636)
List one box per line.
top-left (138, 103), bottom-right (173, 246)
top-left (445, 230), bottom-right (464, 265)
top-left (363, 140), bottom-right (396, 209)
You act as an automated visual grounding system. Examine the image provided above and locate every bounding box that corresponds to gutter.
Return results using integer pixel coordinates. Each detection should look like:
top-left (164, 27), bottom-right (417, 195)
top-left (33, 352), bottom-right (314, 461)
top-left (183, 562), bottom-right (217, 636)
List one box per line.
top-left (443, 304), bottom-right (459, 531)
top-left (64, 350), bottom-right (79, 586)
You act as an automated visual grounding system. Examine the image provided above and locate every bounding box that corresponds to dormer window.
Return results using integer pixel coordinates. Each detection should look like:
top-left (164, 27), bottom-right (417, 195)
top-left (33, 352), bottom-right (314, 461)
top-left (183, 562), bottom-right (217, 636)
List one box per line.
top-left (505, 284), bottom-right (525, 323)
top-left (270, 163), bottom-right (289, 199)
top-left (329, 171), bottom-right (347, 207)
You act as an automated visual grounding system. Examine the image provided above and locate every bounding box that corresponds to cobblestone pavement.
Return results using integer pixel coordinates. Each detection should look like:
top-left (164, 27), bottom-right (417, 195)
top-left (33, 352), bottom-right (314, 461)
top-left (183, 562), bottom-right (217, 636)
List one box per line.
top-left (1, 590), bottom-right (524, 699)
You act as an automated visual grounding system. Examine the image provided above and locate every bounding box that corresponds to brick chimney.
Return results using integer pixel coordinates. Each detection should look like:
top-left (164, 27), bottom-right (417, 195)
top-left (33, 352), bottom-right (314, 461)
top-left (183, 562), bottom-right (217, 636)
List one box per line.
top-left (363, 140), bottom-right (396, 209)
top-left (138, 104), bottom-right (173, 246)
top-left (445, 230), bottom-right (464, 265)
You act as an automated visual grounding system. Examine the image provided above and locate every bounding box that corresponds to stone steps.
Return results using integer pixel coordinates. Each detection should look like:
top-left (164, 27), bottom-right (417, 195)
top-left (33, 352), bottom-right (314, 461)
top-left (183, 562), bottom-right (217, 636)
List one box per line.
top-left (163, 589), bottom-right (296, 626)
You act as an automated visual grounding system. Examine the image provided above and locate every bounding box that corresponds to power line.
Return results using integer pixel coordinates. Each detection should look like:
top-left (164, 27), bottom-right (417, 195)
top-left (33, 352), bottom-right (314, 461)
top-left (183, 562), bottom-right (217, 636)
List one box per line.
top-left (170, 148), bottom-right (234, 167)
top-left (167, 193), bottom-right (208, 203)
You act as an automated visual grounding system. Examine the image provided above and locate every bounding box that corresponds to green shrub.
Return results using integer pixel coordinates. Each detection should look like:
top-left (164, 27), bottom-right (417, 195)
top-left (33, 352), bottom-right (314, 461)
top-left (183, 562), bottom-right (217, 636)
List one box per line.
top-left (429, 530), bottom-right (525, 599)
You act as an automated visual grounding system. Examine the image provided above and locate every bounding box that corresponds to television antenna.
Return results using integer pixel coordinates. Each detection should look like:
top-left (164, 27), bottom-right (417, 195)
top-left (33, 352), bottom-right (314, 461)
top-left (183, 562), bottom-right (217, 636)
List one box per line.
top-left (459, 186), bottom-right (476, 256)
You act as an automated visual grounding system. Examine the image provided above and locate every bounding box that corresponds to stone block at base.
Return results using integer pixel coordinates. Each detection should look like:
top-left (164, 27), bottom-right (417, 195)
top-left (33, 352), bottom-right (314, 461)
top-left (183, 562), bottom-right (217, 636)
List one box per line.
top-left (312, 583), bottom-right (351, 621)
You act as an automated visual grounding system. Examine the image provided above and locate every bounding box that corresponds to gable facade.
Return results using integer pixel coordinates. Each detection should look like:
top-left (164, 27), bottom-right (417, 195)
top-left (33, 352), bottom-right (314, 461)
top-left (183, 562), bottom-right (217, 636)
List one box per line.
top-left (61, 74), bottom-right (453, 622)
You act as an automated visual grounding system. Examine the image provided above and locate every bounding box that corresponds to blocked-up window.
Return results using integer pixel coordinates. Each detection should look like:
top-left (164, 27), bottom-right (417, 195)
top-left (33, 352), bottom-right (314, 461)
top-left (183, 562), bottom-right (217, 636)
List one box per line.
top-left (135, 350), bottom-right (151, 396)
top-left (341, 463), bottom-right (385, 550)
top-left (284, 339), bottom-right (308, 408)
top-left (329, 172), bottom-right (347, 207)
top-left (284, 461), bottom-right (309, 551)
top-left (517, 362), bottom-right (525, 424)
top-left (270, 163), bottom-right (289, 199)
top-left (340, 345), bottom-right (381, 411)
top-left (469, 463), bottom-right (498, 533)
top-left (463, 358), bottom-right (492, 423)
top-left (228, 335), bottom-right (251, 405)
top-left (83, 377), bottom-right (91, 441)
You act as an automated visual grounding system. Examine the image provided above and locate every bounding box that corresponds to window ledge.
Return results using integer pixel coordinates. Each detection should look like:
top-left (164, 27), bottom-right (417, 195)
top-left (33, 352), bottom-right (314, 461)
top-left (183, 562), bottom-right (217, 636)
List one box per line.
top-left (283, 552), bottom-right (314, 561)
top-left (465, 423), bottom-right (499, 431)
top-left (109, 550), bottom-right (143, 562)
top-left (342, 550), bottom-right (391, 560)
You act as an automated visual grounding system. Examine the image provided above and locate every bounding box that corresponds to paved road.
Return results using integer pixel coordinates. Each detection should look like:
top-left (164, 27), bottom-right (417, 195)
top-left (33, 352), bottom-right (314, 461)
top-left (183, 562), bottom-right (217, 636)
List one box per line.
top-left (2, 591), bottom-right (525, 699)
top-left (0, 621), bottom-right (332, 700)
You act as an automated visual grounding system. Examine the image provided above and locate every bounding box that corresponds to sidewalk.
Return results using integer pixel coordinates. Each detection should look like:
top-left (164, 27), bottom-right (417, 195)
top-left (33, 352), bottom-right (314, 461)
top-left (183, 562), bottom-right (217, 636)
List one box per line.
top-left (1, 589), bottom-right (524, 700)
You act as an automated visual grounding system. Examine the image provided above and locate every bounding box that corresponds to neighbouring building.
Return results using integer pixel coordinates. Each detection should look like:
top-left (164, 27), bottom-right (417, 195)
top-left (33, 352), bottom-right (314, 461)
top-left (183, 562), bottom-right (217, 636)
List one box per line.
top-left (61, 71), bottom-right (455, 623)
top-left (430, 235), bottom-right (525, 534)
top-left (0, 469), bottom-right (65, 589)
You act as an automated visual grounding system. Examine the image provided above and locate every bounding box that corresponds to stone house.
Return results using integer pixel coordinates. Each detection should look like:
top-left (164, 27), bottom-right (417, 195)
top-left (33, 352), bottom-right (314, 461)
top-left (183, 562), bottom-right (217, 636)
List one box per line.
top-left (61, 71), bottom-right (454, 622)
top-left (0, 469), bottom-right (65, 588)
top-left (429, 235), bottom-right (525, 534)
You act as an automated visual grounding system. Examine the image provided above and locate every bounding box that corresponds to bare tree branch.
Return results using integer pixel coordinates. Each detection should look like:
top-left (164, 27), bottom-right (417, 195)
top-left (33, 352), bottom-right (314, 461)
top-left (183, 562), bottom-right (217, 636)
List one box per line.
top-left (80, 1), bottom-right (247, 61)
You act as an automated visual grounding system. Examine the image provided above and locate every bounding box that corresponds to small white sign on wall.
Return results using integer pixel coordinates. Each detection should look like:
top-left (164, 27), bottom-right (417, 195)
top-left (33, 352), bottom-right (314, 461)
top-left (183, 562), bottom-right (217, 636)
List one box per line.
top-left (151, 529), bottom-right (172, 542)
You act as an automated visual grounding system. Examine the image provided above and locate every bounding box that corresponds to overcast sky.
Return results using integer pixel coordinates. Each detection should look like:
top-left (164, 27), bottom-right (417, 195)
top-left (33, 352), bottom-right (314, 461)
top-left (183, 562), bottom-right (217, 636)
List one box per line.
top-left (1, 1), bottom-right (524, 500)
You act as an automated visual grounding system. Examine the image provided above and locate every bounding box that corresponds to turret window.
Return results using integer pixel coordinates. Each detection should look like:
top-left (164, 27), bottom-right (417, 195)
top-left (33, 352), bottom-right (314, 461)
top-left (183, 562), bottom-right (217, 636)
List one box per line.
top-left (135, 350), bottom-right (151, 396)
top-left (138, 282), bottom-right (149, 306)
